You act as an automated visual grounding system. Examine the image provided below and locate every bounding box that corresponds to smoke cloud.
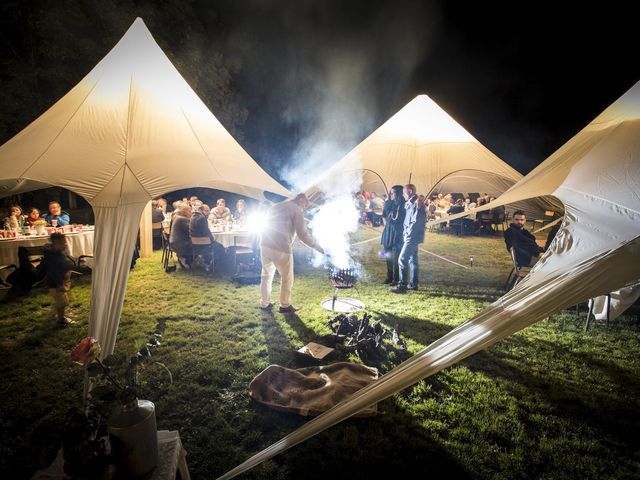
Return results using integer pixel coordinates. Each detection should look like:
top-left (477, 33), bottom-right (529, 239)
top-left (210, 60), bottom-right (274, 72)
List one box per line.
top-left (222, 1), bottom-right (439, 267)
top-left (223, 0), bottom-right (441, 191)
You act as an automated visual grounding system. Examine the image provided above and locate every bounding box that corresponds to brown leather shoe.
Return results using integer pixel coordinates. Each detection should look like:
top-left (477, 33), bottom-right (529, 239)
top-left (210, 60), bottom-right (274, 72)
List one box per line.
top-left (278, 305), bottom-right (301, 313)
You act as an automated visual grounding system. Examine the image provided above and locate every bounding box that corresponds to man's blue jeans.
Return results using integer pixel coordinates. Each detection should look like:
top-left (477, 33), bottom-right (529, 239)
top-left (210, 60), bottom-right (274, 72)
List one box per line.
top-left (398, 241), bottom-right (419, 289)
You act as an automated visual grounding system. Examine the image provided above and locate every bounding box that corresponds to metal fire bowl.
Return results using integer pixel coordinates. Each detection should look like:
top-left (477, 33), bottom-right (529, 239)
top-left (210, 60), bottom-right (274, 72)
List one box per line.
top-left (321, 297), bottom-right (365, 313)
top-left (326, 264), bottom-right (360, 289)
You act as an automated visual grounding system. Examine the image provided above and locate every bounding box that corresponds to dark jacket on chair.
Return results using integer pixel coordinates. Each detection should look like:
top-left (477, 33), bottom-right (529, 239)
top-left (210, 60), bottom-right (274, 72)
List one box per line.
top-left (152, 208), bottom-right (164, 224)
top-left (189, 212), bottom-right (212, 240)
top-left (169, 216), bottom-right (192, 257)
top-left (504, 223), bottom-right (543, 266)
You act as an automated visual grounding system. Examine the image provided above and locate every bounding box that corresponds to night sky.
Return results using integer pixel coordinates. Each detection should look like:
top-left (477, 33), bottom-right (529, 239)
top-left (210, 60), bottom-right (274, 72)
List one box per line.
top-left (1, 1), bottom-right (638, 188)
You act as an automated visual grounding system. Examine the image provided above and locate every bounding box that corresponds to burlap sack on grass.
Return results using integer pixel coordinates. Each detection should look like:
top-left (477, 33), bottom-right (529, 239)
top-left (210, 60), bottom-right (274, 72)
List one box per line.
top-left (249, 362), bottom-right (379, 417)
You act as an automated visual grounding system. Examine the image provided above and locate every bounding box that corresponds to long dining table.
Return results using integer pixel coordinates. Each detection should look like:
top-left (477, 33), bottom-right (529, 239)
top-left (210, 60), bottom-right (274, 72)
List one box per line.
top-left (0, 229), bottom-right (95, 266)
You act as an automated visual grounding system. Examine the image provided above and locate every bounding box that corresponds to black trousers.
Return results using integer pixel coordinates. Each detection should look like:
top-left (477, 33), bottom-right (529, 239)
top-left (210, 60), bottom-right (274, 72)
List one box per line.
top-left (384, 245), bottom-right (401, 283)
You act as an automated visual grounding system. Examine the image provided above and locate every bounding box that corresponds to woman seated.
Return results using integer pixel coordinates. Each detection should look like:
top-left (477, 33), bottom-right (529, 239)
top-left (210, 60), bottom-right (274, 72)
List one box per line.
top-left (209, 198), bottom-right (232, 225)
top-left (3, 205), bottom-right (25, 230)
top-left (25, 207), bottom-right (46, 226)
top-left (367, 192), bottom-right (385, 226)
top-left (169, 205), bottom-right (192, 267)
top-left (233, 199), bottom-right (248, 224)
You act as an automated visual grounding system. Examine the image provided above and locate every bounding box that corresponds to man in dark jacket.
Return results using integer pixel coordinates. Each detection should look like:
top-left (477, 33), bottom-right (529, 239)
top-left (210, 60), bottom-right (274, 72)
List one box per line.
top-left (189, 204), bottom-right (214, 270)
top-left (504, 210), bottom-right (544, 267)
top-left (391, 184), bottom-right (426, 293)
top-left (170, 205), bottom-right (193, 267)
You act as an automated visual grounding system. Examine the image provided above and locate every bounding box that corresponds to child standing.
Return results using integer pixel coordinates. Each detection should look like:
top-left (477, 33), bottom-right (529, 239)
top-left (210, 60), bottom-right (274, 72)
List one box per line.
top-left (44, 233), bottom-right (76, 325)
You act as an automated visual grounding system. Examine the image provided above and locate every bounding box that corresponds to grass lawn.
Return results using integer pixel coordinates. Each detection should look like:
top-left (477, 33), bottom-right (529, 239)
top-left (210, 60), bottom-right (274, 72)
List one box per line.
top-left (1, 229), bottom-right (639, 479)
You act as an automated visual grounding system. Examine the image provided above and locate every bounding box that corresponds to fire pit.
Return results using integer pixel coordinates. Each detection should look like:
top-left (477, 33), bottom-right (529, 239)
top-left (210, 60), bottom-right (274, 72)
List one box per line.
top-left (321, 261), bottom-right (365, 312)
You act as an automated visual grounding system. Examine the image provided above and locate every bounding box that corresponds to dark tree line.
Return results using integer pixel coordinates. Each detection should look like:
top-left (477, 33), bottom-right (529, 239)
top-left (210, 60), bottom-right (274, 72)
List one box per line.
top-left (0, 0), bottom-right (248, 144)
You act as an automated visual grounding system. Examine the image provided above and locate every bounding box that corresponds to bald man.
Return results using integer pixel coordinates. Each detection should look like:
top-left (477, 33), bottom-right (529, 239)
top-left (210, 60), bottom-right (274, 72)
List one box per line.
top-left (260, 194), bottom-right (324, 313)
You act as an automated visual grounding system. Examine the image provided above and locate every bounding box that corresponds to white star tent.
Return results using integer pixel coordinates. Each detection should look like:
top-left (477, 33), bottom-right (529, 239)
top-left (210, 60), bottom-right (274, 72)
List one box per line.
top-left (305, 94), bottom-right (558, 216)
top-left (0, 18), bottom-right (289, 354)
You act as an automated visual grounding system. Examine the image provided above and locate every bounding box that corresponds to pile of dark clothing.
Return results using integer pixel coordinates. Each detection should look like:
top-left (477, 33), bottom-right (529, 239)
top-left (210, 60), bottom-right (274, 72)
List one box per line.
top-left (327, 312), bottom-right (400, 360)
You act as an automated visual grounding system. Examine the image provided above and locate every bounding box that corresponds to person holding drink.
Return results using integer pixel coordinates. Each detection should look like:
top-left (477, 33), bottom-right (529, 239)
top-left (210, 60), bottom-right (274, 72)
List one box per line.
top-left (3, 205), bottom-right (25, 231)
top-left (43, 201), bottom-right (71, 226)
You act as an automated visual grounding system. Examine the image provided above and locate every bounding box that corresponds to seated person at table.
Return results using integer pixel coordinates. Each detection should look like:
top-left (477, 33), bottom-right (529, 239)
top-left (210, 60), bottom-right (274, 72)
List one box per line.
top-left (368, 192), bottom-right (385, 226)
top-left (447, 199), bottom-right (466, 233)
top-left (156, 197), bottom-right (168, 214)
top-left (464, 197), bottom-right (476, 210)
top-left (442, 194), bottom-right (453, 210)
top-left (189, 204), bottom-right (214, 269)
top-left (42, 233), bottom-right (76, 325)
top-left (169, 205), bottom-right (193, 267)
top-left (427, 195), bottom-right (438, 220)
top-left (3, 205), bottom-right (25, 230)
top-left (447, 198), bottom-right (465, 216)
top-left (190, 204), bottom-right (212, 239)
top-left (43, 201), bottom-right (70, 226)
top-left (209, 198), bottom-right (232, 224)
top-left (151, 200), bottom-right (165, 249)
top-left (504, 210), bottom-right (544, 267)
top-left (151, 200), bottom-right (164, 223)
top-left (25, 207), bottom-right (46, 226)
top-left (234, 199), bottom-right (248, 223)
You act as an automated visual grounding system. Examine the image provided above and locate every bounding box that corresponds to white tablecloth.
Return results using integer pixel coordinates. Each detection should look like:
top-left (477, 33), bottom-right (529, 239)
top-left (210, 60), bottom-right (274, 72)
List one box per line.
top-left (211, 229), bottom-right (253, 249)
top-left (0, 231), bottom-right (94, 266)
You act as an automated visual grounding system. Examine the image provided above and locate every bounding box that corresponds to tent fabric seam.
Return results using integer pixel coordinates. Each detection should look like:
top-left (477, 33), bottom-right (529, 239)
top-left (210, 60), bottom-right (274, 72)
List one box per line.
top-left (17, 79), bottom-right (100, 178)
top-left (180, 107), bottom-right (225, 180)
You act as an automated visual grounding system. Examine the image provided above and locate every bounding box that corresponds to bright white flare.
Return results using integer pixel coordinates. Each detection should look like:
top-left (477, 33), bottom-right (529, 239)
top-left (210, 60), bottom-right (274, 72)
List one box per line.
top-left (309, 196), bottom-right (360, 269)
top-left (246, 213), bottom-right (267, 234)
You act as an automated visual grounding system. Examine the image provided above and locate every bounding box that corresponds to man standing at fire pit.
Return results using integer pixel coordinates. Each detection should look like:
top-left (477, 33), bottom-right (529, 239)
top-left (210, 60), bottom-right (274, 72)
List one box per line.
top-left (260, 193), bottom-right (324, 313)
top-left (391, 184), bottom-right (426, 293)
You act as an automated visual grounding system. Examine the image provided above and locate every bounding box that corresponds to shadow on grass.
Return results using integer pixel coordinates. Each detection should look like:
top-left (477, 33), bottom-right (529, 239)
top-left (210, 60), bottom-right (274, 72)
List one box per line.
top-left (266, 396), bottom-right (472, 480)
top-left (260, 311), bottom-right (300, 367)
top-left (280, 311), bottom-right (318, 343)
top-left (368, 306), bottom-right (640, 456)
top-left (462, 335), bottom-right (640, 449)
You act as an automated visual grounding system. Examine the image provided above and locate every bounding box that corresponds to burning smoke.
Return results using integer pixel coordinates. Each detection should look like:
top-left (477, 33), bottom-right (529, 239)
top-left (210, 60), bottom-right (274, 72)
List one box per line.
top-left (307, 169), bottom-right (362, 269)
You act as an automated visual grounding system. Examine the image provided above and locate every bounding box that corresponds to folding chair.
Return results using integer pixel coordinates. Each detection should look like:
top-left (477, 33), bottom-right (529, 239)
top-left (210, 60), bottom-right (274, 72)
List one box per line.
top-left (504, 246), bottom-right (532, 292)
top-left (0, 264), bottom-right (17, 302)
top-left (584, 294), bottom-right (612, 331)
top-left (161, 226), bottom-right (171, 266)
top-left (152, 222), bottom-right (163, 250)
top-left (491, 210), bottom-right (506, 234)
top-left (191, 237), bottom-right (214, 273)
top-left (448, 218), bottom-right (462, 235)
top-left (0, 264), bottom-right (18, 282)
